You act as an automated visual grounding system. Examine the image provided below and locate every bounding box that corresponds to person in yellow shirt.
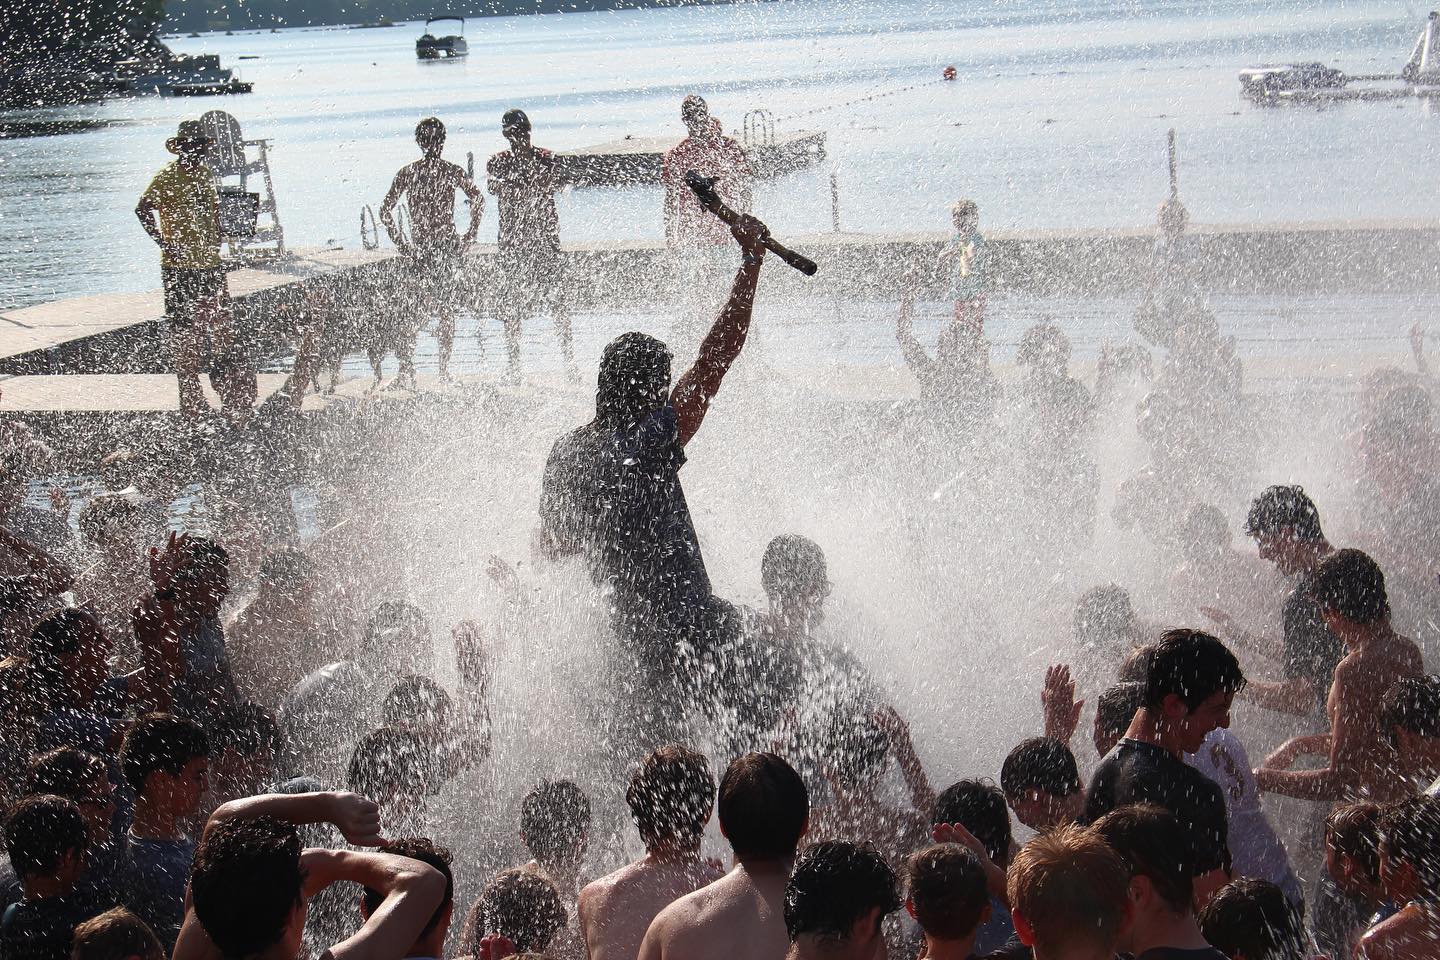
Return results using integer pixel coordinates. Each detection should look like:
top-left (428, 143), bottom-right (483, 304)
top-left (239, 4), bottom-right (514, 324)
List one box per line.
top-left (135, 120), bottom-right (230, 422)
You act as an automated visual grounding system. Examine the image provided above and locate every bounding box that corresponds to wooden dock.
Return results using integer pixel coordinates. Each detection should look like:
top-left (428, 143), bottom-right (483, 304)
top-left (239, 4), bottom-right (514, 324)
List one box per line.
top-left (555, 130), bottom-right (826, 187)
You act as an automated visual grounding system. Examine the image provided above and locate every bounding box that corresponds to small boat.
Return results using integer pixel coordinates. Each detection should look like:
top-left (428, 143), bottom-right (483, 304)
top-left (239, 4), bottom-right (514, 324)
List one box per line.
top-left (109, 55), bottom-right (252, 97)
top-left (1238, 62), bottom-right (1346, 100)
top-left (416, 16), bottom-right (467, 60)
top-left (159, 79), bottom-right (254, 97)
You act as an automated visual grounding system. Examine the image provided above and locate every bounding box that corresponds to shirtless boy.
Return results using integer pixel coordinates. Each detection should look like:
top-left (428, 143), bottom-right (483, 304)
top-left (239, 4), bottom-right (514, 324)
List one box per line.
top-left (579, 745), bottom-right (723, 960)
top-left (638, 753), bottom-right (808, 960)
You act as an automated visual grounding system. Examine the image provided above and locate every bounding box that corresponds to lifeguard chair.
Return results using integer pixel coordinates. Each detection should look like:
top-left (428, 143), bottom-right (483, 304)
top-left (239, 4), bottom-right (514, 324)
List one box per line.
top-left (200, 109), bottom-right (285, 260)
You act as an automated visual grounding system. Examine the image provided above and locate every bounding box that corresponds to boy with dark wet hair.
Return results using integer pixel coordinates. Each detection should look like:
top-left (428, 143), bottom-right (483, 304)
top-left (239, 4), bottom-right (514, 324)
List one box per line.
top-left (1359, 794), bottom-right (1440, 960)
top-left (1316, 802), bottom-right (1389, 959)
top-left (520, 779), bottom-right (591, 900)
top-left (70, 907), bottom-right (163, 960)
top-left (1084, 630), bottom-right (1242, 901)
top-left (931, 780), bottom-right (1015, 953)
top-left (579, 745), bottom-right (722, 960)
top-left (1008, 824), bottom-right (1130, 960)
top-left (639, 752), bottom-right (808, 960)
top-left (1380, 675), bottom-right (1440, 792)
top-left (1199, 878), bottom-right (1307, 960)
top-left (1093, 681), bottom-right (1145, 758)
top-left (119, 714), bottom-right (210, 951)
top-left (379, 116), bottom-right (482, 384)
top-left (360, 838), bottom-right (454, 960)
top-left (178, 790), bottom-right (444, 960)
top-left (1000, 737), bottom-right (1083, 833)
top-left (783, 841), bottom-right (899, 960)
top-left (904, 844), bottom-right (990, 960)
top-left (1092, 805), bottom-right (1225, 959)
top-left (1257, 549), bottom-right (1422, 804)
top-left (1, 795), bottom-right (95, 960)
top-left (466, 869), bottom-right (566, 956)
top-left (1205, 483), bottom-right (1337, 716)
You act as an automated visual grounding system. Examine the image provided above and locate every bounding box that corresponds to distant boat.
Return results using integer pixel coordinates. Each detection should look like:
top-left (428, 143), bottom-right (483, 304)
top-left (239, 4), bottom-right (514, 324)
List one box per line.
top-left (109, 54), bottom-right (253, 97)
top-left (416, 16), bottom-right (468, 60)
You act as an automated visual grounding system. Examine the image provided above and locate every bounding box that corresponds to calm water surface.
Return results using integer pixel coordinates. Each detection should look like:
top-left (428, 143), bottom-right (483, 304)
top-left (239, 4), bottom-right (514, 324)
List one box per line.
top-left (0, 0), bottom-right (1434, 308)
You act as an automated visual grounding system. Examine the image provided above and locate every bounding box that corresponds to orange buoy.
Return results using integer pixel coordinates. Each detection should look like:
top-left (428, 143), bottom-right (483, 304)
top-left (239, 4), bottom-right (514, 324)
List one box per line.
top-left (942, 65), bottom-right (957, 81)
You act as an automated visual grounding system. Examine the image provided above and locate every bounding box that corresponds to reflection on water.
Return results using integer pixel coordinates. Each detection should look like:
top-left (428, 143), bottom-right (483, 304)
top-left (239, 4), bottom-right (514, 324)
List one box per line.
top-left (0, 0), bottom-right (1435, 309)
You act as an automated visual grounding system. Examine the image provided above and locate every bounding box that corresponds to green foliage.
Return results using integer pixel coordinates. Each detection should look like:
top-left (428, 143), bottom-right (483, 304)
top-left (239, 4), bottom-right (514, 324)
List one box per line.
top-left (1, 0), bottom-right (166, 56)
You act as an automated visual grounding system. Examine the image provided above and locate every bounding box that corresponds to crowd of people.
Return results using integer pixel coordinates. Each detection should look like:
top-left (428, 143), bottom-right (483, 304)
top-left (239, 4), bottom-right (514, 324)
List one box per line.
top-left (15, 87), bottom-right (1423, 960)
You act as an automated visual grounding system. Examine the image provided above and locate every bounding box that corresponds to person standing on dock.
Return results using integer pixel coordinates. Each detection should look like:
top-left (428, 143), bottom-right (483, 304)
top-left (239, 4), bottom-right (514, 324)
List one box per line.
top-left (661, 95), bottom-right (753, 351)
top-left (938, 198), bottom-right (988, 333)
top-left (135, 120), bottom-right (234, 423)
top-left (380, 117), bottom-right (483, 386)
top-left (486, 109), bottom-right (574, 382)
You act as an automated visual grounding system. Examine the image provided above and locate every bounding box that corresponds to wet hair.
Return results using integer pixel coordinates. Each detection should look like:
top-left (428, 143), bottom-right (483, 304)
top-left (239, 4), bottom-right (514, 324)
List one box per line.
top-left (905, 843), bottom-right (988, 941)
top-left (625, 744), bottom-right (715, 851)
top-left (190, 817), bottom-right (304, 960)
top-left (415, 117), bottom-right (446, 150)
top-left (1308, 548), bottom-right (1390, 624)
top-left (1326, 802), bottom-right (1382, 883)
top-left (71, 907), bottom-right (165, 960)
top-left (760, 534), bottom-right (828, 601)
top-left (1000, 737), bottom-right (1081, 800)
top-left (1008, 825), bottom-right (1129, 956)
top-left (1379, 794), bottom-right (1440, 895)
top-left (681, 94), bottom-right (708, 120)
top-left (823, 709), bottom-right (890, 787)
top-left (596, 332), bottom-right (671, 425)
top-left (469, 869), bottom-right (566, 953)
top-left (951, 198), bottom-right (978, 220)
top-left (1095, 682), bottom-right (1145, 747)
top-left (1381, 676), bottom-right (1440, 742)
top-left (1092, 804), bottom-right (1193, 914)
top-left (717, 753), bottom-right (809, 861)
top-left (24, 747), bottom-right (108, 801)
top-left (29, 608), bottom-right (103, 661)
top-left (1073, 585), bottom-right (1136, 653)
top-left (1118, 643), bottom-right (1154, 683)
top-left (1016, 320), bottom-right (1071, 370)
top-left (362, 838), bottom-right (453, 938)
top-left (520, 779), bottom-right (591, 863)
top-left (210, 703), bottom-right (280, 759)
top-left (1199, 878), bottom-right (1307, 960)
top-left (348, 727), bottom-right (430, 800)
top-left (4, 794), bottom-right (87, 877)
top-left (383, 675), bottom-right (453, 731)
top-left (119, 713), bottom-right (209, 794)
top-left (1245, 484), bottom-right (1323, 542)
top-left (1140, 629), bottom-right (1245, 712)
top-left (183, 538), bottom-right (229, 572)
top-left (784, 840), bottom-right (899, 942)
top-left (1181, 503), bottom-right (1229, 552)
top-left (932, 780), bottom-right (1012, 870)
top-left (362, 600), bottom-right (431, 657)
top-left (502, 108), bottom-right (531, 132)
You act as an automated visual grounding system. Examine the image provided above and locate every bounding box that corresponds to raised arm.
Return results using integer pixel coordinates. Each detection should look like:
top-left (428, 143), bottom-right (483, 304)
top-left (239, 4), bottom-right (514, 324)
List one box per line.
top-left (0, 525), bottom-right (73, 597)
top-left (459, 170), bottom-right (484, 244)
top-left (671, 216), bottom-right (767, 447)
top-left (206, 790), bottom-right (385, 846)
top-left (326, 850), bottom-right (446, 960)
top-left (1255, 675), bottom-right (1360, 801)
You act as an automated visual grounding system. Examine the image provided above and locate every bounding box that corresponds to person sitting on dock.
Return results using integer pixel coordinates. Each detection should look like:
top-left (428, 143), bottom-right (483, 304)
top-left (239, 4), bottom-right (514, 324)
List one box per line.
top-left (379, 117), bottom-right (483, 386)
top-left (487, 109), bottom-right (573, 382)
top-left (661, 96), bottom-right (753, 351)
top-left (937, 199), bottom-right (987, 333)
top-left (135, 120), bottom-right (233, 424)
top-left (895, 274), bottom-right (997, 436)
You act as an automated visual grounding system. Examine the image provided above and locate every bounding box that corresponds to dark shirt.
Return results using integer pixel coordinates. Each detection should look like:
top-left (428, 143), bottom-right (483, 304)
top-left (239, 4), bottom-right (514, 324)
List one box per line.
top-left (0, 895), bottom-right (96, 960)
top-left (1135, 949), bottom-right (1229, 960)
top-left (123, 836), bottom-right (195, 952)
top-left (487, 147), bottom-right (560, 251)
top-left (541, 404), bottom-right (710, 625)
top-left (1083, 738), bottom-right (1230, 875)
top-left (1282, 568), bottom-right (1344, 698)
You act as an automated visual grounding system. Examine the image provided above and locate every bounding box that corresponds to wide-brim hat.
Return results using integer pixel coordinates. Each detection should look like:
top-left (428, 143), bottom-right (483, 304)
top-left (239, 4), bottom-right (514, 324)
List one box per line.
top-left (166, 119), bottom-right (213, 154)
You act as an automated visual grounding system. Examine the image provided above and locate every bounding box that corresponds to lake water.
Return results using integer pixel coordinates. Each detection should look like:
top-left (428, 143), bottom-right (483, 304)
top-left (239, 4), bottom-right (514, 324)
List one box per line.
top-left (0, 0), bottom-right (1435, 309)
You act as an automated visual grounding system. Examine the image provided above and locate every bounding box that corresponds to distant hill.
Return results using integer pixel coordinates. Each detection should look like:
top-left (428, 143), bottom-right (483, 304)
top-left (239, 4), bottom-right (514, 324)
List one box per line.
top-left (162, 0), bottom-right (749, 32)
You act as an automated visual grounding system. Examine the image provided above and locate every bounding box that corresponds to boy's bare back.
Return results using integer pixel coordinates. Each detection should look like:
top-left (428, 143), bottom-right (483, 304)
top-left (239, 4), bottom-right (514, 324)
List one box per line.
top-left (579, 856), bottom-right (723, 960)
top-left (636, 867), bottom-right (790, 960)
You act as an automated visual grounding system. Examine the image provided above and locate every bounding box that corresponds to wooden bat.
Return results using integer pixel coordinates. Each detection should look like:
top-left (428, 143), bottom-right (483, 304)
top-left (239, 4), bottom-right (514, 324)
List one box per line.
top-left (685, 171), bottom-right (818, 276)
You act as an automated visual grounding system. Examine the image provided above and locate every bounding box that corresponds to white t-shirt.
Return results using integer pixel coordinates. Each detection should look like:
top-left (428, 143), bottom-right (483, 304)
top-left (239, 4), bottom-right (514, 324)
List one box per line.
top-left (1186, 728), bottom-right (1302, 903)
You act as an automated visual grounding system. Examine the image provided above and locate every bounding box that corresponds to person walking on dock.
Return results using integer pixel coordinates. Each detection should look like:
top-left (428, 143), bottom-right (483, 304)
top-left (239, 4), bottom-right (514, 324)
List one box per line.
top-left (661, 95), bottom-right (753, 352)
top-left (135, 119), bottom-right (237, 423)
top-left (380, 117), bottom-right (483, 386)
top-left (486, 109), bottom-right (573, 382)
